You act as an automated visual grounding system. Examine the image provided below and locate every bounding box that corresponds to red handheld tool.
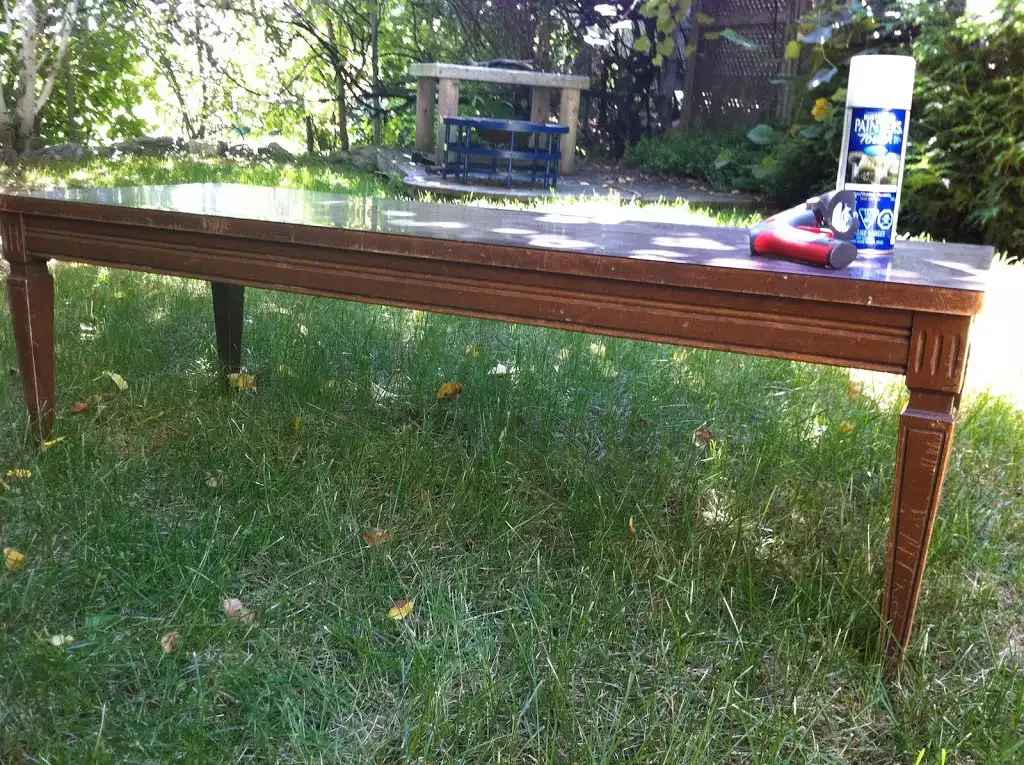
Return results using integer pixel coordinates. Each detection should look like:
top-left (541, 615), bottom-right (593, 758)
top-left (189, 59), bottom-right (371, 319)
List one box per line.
top-left (749, 189), bottom-right (859, 269)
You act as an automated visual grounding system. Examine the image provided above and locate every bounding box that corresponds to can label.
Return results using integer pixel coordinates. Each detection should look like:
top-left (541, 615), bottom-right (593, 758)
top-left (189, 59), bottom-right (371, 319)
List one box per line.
top-left (838, 106), bottom-right (909, 249)
top-left (852, 190), bottom-right (897, 250)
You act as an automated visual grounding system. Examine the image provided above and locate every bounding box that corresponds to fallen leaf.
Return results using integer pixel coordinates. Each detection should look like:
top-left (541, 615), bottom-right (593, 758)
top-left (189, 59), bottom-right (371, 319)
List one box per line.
top-left (84, 614), bottom-right (117, 629)
top-left (105, 370), bottom-right (128, 391)
top-left (693, 427), bottom-right (716, 449)
top-left (276, 364), bottom-right (294, 377)
top-left (362, 528), bottom-right (394, 546)
top-left (49, 634), bottom-right (74, 647)
top-left (299, 324), bottom-right (308, 337)
top-left (436, 382), bottom-right (463, 403)
top-left (293, 415), bottom-right (301, 432)
top-left (388, 598), bottom-right (415, 621)
top-left (3, 547), bottom-right (25, 571)
top-left (465, 345), bottom-right (480, 358)
top-left (0, 479), bottom-right (9, 492)
top-left (588, 342), bottom-right (606, 358)
top-left (205, 476), bottom-right (219, 488)
top-left (161, 630), bottom-right (180, 653)
top-left (628, 516), bottom-right (637, 538)
top-left (228, 372), bottom-right (258, 391)
top-left (320, 379), bottom-right (337, 394)
top-left (70, 394), bottom-right (104, 415)
top-left (488, 363), bottom-right (517, 377)
top-left (847, 382), bottom-right (863, 402)
top-left (555, 347), bottom-right (571, 361)
top-left (6, 469), bottom-right (31, 479)
top-left (371, 382), bottom-right (398, 403)
top-left (222, 597), bottom-right (255, 624)
top-left (838, 421), bottom-right (855, 434)
top-left (41, 436), bottom-right (67, 451)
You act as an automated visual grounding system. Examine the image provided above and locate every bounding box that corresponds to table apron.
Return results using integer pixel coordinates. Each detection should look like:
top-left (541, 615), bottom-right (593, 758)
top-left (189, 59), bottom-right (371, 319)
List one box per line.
top-left (23, 221), bottom-right (912, 374)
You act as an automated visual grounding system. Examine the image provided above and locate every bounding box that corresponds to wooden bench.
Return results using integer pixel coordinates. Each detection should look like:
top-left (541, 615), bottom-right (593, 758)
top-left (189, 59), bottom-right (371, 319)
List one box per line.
top-left (441, 117), bottom-right (569, 189)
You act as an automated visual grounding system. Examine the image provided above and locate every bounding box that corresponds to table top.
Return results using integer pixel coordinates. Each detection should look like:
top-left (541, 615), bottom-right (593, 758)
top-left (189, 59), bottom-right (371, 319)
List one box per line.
top-left (0, 184), bottom-right (994, 313)
top-left (410, 63), bottom-right (590, 89)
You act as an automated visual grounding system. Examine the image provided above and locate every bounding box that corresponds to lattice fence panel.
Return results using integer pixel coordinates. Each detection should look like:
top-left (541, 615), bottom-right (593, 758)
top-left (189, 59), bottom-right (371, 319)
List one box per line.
top-left (689, 0), bottom-right (801, 130)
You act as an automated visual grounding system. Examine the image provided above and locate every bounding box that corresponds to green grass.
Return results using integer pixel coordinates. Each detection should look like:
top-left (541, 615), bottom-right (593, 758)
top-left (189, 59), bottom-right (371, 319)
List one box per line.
top-left (1, 157), bottom-right (1023, 763)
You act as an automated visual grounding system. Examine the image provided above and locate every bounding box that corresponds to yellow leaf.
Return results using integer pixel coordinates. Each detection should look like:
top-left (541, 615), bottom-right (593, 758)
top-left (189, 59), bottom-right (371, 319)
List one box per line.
top-left (299, 324), bottom-right (308, 337)
top-left (634, 36), bottom-right (652, 54)
top-left (228, 372), bottom-right (258, 391)
top-left (41, 436), bottom-right (67, 451)
top-left (465, 345), bottom-right (480, 358)
top-left (6, 469), bottom-right (31, 479)
top-left (293, 415), bottom-right (301, 432)
top-left (222, 597), bottom-right (255, 624)
top-left (0, 479), bottom-right (9, 492)
top-left (784, 40), bottom-right (801, 60)
top-left (695, 12), bottom-right (716, 24)
top-left (628, 516), bottom-right (637, 538)
top-left (388, 598), bottom-right (415, 621)
top-left (838, 421), bottom-right (855, 434)
top-left (105, 370), bottom-right (128, 391)
top-left (49, 634), bottom-right (74, 647)
top-left (276, 364), bottom-right (294, 377)
top-left (693, 427), bottom-right (716, 449)
top-left (161, 630), bottom-right (180, 653)
top-left (436, 382), bottom-right (463, 403)
top-left (4, 547), bottom-right (25, 571)
top-left (362, 528), bottom-right (394, 546)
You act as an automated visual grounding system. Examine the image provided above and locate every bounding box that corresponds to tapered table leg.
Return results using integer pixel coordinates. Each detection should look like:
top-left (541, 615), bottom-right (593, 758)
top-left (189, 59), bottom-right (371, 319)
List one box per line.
top-left (211, 282), bottom-right (245, 377)
top-left (3, 215), bottom-right (56, 439)
top-left (881, 313), bottom-right (971, 671)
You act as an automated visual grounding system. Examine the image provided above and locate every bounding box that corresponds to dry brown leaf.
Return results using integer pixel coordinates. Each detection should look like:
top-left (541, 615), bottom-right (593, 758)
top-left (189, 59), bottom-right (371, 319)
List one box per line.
top-left (846, 382), bottom-right (863, 402)
top-left (70, 395), bottom-right (104, 415)
top-left (388, 599), bottom-right (415, 621)
top-left (161, 630), bottom-right (180, 653)
top-left (205, 476), bottom-right (219, 488)
top-left (436, 382), bottom-right (463, 403)
top-left (222, 597), bottom-right (255, 624)
top-left (228, 372), bottom-right (258, 391)
top-left (362, 528), bottom-right (394, 546)
top-left (4, 547), bottom-right (25, 571)
top-left (693, 427), bottom-right (716, 449)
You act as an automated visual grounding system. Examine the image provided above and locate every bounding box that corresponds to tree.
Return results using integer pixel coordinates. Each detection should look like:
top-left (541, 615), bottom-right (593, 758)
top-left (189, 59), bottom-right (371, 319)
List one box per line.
top-left (0, 0), bottom-right (79, 154)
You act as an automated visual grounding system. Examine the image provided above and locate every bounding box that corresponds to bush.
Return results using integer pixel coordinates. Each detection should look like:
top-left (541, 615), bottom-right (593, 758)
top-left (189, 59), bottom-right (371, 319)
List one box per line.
top-left (901, 3), bottom-right (1024, 256)
top-left (625, 128), bottom-right (769, 191)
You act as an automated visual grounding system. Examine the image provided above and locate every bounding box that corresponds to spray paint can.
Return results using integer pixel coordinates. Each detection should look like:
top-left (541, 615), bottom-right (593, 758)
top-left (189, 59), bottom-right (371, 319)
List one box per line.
top-left (836, 55), bottom-right (916, 250)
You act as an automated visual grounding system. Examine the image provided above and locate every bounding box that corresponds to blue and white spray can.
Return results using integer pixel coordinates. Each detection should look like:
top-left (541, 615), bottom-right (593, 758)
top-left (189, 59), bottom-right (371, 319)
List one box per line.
top-left (836, 55), bottom-right (916, 250)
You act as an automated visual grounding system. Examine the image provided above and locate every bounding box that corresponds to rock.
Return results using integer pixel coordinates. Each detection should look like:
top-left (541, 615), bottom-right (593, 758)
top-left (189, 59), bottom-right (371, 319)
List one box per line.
top-left (326, 150), bottom-right (351, 165)
top-left (110, 135), bottom-right (181, 156)
top-left (186, 139), bottom-right (227, 157)
top-left (349, 146), bottom-right (379, 172)
top-left (28, 142), bottom-right (89, 161)
top-left (256, 141), bottom-right (294, 162)
top-left (223, 143), bottom-right (256, 160)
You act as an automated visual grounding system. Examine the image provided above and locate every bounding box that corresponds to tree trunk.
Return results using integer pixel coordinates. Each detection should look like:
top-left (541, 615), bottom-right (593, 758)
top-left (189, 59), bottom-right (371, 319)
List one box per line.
top-left (325, 18), bottom-right (349, 152)
top-left (305, 115), bottom-right (315, 155)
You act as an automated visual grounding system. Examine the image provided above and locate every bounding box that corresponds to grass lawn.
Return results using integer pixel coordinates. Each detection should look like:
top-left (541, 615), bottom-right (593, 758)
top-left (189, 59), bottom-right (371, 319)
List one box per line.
top-left (2, 157), bottom-right (1023, 763)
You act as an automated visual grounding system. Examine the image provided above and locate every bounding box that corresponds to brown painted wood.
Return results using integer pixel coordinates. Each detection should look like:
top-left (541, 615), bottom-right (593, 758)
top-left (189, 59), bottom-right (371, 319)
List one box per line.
top-left (2, 214), bottom-right (56, 437)
top-left (880, 312), bottom-right (971, 670)
top-left (0, 185), bottom-right (996, 672)
top-left (211, 282), bottom-right (245, 376)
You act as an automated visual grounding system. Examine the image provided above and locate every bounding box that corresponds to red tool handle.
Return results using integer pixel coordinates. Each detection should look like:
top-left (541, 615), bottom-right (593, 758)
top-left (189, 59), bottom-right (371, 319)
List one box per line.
top-left (751, 226), bottom-right (857, 269)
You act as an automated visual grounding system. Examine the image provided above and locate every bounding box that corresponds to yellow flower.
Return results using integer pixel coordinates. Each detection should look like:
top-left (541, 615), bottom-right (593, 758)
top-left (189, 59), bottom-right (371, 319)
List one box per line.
top-left (811, 98), bottom-right (831, 122)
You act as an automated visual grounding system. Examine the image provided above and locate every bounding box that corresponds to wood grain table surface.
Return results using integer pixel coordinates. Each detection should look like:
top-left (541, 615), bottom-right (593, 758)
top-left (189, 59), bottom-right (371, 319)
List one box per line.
top-left (0, 183), bottom-right (995, 672)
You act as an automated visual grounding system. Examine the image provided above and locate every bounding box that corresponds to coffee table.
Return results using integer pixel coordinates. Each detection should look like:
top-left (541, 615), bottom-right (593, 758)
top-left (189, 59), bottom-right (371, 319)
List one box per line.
top-left (0, 184), bottom-right (994, 670)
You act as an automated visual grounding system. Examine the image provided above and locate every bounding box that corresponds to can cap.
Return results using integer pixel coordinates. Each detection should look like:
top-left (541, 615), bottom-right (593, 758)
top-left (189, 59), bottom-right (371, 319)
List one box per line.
top-left (846, 55), bottom-right (916, 110)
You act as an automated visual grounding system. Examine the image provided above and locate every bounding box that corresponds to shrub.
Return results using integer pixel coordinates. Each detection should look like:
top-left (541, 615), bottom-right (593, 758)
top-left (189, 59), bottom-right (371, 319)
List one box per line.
top-left (625, 128), bottom-right (769, 191)
top-left (901, 2), bottom-right (1024, 256)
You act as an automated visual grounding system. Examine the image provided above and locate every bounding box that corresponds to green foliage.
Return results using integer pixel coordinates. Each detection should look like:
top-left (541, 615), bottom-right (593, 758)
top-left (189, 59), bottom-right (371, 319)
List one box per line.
top-left (625, 128), bottom-right (769, 190)
top-left (901, 2), bottom-right (1024, 256)
top-left (638, 0), bottom-right (691, 67)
